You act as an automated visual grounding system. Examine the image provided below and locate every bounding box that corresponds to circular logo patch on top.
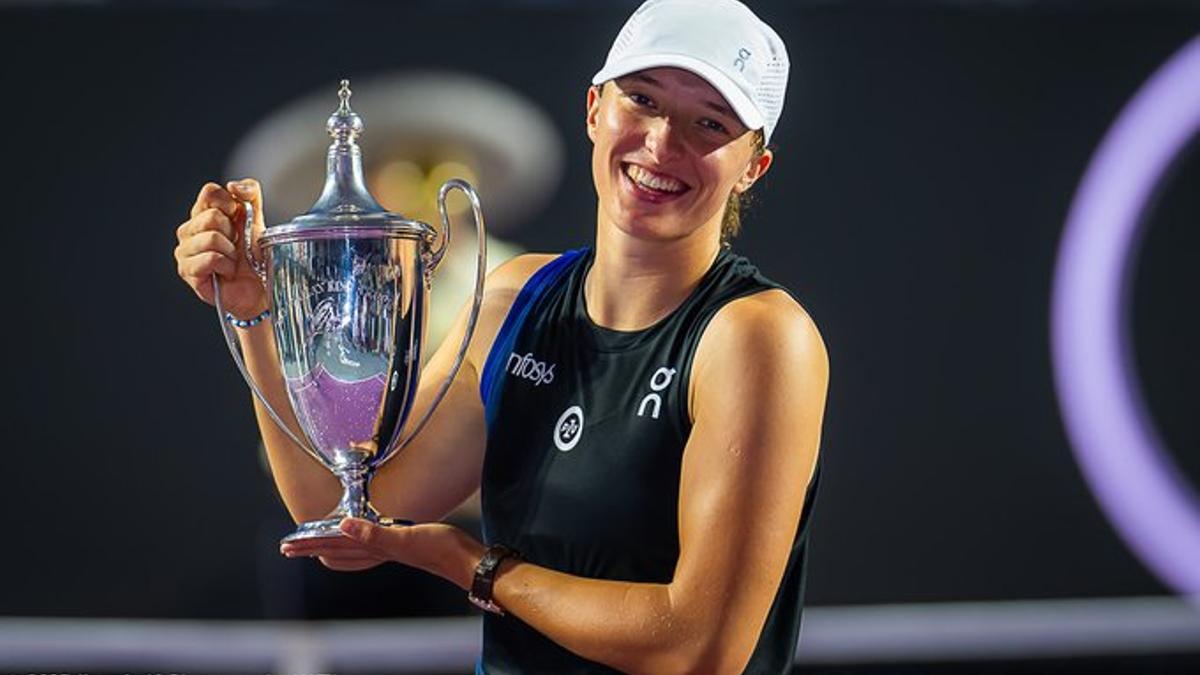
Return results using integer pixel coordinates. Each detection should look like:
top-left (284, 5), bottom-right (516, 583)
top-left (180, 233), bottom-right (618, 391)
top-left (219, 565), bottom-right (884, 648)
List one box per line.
top-left (553, 405), bottom-right (584, 452)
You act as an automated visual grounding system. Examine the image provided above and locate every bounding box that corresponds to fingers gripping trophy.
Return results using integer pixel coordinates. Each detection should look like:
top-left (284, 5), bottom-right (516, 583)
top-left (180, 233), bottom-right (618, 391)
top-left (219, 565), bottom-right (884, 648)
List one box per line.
top-left (211, 80), bottom-right (487, 542)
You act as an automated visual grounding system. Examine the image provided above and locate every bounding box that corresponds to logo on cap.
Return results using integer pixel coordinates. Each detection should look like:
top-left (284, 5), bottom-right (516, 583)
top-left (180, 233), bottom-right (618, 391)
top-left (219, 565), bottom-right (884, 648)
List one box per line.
top-left (734, 47), bottom-right (752, 72)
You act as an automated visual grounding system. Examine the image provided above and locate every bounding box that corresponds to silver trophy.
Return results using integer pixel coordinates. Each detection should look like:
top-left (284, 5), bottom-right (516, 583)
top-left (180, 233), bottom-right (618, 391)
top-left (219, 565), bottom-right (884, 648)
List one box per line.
top-left (212, 80), bottom-right (486, 542)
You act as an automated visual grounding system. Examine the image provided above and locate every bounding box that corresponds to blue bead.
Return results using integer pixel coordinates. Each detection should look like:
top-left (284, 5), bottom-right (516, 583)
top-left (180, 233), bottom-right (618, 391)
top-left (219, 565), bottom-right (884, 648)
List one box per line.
top-left (225, 308), bottom-right (271, 328)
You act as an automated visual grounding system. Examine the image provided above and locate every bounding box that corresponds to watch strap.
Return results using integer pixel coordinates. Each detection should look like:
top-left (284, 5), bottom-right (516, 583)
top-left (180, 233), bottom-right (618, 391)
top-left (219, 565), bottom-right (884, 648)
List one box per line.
top-left (468, 544), bottom-right (521, 615)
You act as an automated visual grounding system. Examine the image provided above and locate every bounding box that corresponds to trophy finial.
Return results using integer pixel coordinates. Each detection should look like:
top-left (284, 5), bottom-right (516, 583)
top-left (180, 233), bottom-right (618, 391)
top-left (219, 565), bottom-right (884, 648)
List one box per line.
top-left (327, 77), bottom-right (364, 140)
top-left (310, 78), bottom-right (380, 217)
top-left (337, 79), bottom-right (352, 114)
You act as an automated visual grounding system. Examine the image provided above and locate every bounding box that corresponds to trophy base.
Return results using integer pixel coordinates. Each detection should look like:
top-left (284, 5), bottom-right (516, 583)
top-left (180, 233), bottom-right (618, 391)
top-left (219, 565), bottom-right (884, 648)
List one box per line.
top-left (279, 446), bottom-right (413, 544)
top-left (280, 512), bottom-right (414, 544)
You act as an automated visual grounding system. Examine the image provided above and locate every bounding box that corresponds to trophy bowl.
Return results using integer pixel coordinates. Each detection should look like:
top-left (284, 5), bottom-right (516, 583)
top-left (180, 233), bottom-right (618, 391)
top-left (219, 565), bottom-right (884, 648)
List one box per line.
top-left (211, 80), bottom-right (486, 543)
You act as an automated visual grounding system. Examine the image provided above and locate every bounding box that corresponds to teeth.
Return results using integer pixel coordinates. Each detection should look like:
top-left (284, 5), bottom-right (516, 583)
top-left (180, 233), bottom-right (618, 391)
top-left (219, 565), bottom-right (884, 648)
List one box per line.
top-left (625, 164), bottom-right (686, 193)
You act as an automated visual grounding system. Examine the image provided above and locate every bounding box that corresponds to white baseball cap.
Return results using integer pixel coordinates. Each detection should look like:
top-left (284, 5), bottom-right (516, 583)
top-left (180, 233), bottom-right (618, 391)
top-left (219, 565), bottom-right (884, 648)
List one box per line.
top-left (591, 0), bottom-right (790, 144)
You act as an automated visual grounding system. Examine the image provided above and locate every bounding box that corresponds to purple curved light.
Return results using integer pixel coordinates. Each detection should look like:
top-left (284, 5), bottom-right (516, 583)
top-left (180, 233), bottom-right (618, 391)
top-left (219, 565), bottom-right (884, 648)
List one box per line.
top-left (1052, 34), bottom-right (1200, 596)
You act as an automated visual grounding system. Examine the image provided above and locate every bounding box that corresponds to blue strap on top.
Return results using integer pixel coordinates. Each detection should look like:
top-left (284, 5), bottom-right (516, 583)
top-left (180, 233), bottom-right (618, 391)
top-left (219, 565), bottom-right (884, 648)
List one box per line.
top-left (479, 248), bottom-right (586, 429)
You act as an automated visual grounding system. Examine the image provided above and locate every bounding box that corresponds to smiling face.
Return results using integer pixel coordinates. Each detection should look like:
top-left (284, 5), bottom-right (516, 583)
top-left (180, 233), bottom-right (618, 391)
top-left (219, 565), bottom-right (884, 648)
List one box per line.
top-left (586, 67), bottom-right (773, 244)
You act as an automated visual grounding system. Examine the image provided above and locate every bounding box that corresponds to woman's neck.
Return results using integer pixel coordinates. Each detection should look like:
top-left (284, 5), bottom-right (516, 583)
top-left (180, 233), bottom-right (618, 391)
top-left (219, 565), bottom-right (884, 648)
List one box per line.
top-left (585, 215), bottom-right (722, 331)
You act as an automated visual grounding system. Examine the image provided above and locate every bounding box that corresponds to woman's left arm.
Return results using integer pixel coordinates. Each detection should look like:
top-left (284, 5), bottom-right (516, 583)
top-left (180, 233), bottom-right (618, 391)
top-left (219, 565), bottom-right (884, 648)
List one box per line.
top-left (282, 290), bottom-right (828, 675)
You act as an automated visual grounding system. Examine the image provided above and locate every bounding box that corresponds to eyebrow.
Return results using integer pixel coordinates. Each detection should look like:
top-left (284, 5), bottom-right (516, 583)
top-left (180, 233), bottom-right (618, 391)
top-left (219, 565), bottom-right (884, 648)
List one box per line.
top-left (622, 73), bottom-right (738, 121)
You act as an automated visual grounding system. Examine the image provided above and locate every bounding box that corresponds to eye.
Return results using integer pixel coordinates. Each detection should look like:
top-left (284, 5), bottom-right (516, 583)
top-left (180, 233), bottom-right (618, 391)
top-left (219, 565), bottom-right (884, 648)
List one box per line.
top-left (699, 118), bottom-right (729, 134)
top-left (627, 92), bottom-right (656, 108)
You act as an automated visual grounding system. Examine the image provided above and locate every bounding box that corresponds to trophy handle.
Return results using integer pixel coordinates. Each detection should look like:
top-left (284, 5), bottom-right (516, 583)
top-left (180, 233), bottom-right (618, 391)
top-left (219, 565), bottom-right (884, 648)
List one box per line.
top-left (240, 197), bottom-right (268, 285)
top-left (212, 199), bottom-right (324, 464)
top-left (386, 178), bottom-right (487, 457)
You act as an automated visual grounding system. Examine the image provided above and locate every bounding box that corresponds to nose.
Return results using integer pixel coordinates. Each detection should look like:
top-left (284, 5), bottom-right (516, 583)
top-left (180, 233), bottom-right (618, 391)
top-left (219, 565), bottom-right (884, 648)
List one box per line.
top-left (643, 115), bottom-right (685, 163)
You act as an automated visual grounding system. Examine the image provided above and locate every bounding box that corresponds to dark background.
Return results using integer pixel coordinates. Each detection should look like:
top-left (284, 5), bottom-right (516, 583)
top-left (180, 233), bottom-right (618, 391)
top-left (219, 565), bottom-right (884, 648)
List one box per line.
top-left (1, 0), bottom-right (1197, 628)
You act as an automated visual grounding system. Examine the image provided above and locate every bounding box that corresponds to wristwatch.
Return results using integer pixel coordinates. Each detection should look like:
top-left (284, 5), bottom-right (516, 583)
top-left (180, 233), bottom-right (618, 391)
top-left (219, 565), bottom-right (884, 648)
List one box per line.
top-left (468, 544), bottom-right (522, 615)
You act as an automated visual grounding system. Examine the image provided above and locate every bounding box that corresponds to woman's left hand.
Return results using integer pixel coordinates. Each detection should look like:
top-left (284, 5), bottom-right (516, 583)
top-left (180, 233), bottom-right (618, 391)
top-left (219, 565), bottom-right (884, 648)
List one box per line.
top-left (280, 518), bottom-right (483, 588)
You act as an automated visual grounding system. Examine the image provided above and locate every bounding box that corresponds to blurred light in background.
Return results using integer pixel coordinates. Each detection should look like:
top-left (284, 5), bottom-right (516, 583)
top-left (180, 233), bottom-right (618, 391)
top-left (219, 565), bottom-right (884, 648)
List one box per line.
top-left (1052, 33), bottom-right (1200, 601)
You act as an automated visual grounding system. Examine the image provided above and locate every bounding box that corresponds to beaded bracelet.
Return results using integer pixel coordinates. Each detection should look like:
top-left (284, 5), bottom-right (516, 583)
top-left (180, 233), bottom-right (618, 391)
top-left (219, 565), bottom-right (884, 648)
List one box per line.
top-left (224, 308), bottom-right (271, 328)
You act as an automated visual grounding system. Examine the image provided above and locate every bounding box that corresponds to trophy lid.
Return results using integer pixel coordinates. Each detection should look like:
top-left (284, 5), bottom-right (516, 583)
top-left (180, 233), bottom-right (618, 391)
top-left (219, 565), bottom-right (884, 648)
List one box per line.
top-left (260, 79), bottom-right (432, 244)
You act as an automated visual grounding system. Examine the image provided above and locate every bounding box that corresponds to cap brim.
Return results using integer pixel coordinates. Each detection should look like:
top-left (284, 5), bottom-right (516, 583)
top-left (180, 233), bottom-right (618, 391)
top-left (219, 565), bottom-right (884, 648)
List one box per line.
top-left (591, 53), bottom-right (764, 133)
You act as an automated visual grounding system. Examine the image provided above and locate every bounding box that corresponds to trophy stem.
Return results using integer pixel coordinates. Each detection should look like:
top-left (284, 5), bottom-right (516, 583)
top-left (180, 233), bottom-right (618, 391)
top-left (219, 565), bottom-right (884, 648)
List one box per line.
top-left (332, 447), bottom-right (372, 519)
top-left (280, 447), bottom-right (410, 543)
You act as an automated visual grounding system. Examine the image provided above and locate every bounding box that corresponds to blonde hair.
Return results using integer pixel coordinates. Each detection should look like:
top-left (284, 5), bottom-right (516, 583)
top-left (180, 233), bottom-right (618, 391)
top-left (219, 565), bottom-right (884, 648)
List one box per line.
top-left (721, 129), bottom-right (766, 244)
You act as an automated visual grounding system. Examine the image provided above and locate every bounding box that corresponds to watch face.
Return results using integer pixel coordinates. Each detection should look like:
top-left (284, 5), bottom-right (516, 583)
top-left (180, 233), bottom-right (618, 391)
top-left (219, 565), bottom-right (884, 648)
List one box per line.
top-left (472, 545), bottom-right (519, 608)
top-left (482, 545), bottom-right (515, 571)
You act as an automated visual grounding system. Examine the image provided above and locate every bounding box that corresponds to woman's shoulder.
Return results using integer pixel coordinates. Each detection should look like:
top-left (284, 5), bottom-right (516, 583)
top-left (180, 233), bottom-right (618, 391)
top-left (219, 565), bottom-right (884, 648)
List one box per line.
top-left (698, 288), bottom-right (827, 375)
top-left (685, 286), bottom-right (829, 454)
top-left (477, 250), bottom-right (581, 324)
top-left (483, 251), bottom-right (571, 297)
top-left (466, 251), bottom-right (576, 376)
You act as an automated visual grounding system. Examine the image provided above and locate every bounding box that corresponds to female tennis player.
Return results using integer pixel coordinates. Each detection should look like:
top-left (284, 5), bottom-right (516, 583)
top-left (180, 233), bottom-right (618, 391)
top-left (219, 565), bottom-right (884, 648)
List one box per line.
top-left (175, 0), bottom-right (826, 672)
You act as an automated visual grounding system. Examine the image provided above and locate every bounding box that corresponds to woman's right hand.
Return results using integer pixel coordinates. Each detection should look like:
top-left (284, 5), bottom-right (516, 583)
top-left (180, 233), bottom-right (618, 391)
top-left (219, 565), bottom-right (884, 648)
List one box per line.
top-left (175, 179), bottom-right (268, 320)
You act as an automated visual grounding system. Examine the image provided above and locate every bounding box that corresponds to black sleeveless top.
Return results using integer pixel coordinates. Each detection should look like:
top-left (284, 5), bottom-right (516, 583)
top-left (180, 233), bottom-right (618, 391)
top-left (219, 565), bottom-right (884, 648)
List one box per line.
top-left (476, 247), bottom-right (821, 674)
